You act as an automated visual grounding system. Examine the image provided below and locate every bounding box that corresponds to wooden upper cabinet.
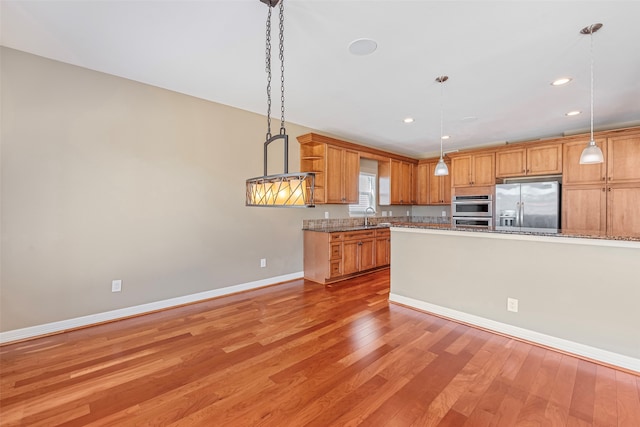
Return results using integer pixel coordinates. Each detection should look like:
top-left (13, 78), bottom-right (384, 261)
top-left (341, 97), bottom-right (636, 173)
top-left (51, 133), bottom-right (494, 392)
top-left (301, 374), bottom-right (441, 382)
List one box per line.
top-left (428, 161), bottom-right (451, 204)
top-left (320, 145), bottom-right (360, 204)
top-left (451, 156), bottom-right (472, 188)
top-left (343, 149), bottom-right (360, 202)
top-left (563, 138), bottom-right (608, 185)
top-left (527, 144), bottom-right (563, 175)
top-left (473, 153), bottom-right (495, 186)
top-left (415, 163), bottom-right (430, 205)
top-left (390, 159), bottom-right (402, 204)
top-left (452, 153), bottom-right (495, 188)
top-left (414, 160), bottom-right (451, 205)
top-left (607, 133), bottom-right (640, 184)
top-left (497, 144), bottom-right (562, 178)
top-left (495, 149), bottom-right (526, 178)
top-left (401, 161), bottom-right (414, 204)
top-left (380, 159), bottom-right (416, 205)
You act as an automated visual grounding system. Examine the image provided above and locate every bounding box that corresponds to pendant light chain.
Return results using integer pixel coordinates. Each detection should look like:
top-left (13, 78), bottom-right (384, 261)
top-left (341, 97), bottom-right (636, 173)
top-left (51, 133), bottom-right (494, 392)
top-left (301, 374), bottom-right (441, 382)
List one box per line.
top-left (265, 6), bottom-right (273, 139)
top-left (279, 0), bottom-right (286, 134)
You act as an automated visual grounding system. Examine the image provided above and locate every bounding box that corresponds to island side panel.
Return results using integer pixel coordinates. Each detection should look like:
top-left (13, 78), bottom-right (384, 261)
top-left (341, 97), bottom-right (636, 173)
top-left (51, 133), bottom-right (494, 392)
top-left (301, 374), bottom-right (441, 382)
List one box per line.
top-left (389, 228), bottom-right (640, 361)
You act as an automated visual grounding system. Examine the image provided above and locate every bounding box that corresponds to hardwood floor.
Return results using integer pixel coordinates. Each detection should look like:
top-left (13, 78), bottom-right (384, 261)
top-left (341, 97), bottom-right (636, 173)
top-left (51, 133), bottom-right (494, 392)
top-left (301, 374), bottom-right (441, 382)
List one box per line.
top-left (1, 270), bottom-right (639, 426)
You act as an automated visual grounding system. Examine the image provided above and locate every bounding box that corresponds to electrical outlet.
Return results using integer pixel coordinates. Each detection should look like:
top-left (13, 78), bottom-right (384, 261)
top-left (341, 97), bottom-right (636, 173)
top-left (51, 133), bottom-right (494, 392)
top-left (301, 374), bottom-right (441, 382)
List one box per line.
top-left (442, 210), bottom-right (447, 217)
top-left (406, 210), bottom-right (410, 216)
top-left (111, 279), bottom-right (122, 293)
top-left (507, 297), bottom-right (518, 312)
top-left (389, 211), bottom-right (393, 216)
top-left (260, 258), bottom-right (267, 268)
top-left (324, 211), bottom-right (329, 219)
top-left (382, 211), bottom-right (387, 217)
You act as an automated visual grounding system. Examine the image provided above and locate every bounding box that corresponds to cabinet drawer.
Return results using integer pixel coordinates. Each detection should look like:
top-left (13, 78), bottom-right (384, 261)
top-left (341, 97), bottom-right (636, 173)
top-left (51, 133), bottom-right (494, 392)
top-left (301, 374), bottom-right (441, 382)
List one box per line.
top-left (330, 242), bottom-right (342, 260)
top-left (343, 230), bottom-right (376, 240)
top-left (329, 260), bottom-right (343, 278)
top-left (330, 233), bottom-right (343, 242)
top-left (375, 229), bottom-right (390, 238)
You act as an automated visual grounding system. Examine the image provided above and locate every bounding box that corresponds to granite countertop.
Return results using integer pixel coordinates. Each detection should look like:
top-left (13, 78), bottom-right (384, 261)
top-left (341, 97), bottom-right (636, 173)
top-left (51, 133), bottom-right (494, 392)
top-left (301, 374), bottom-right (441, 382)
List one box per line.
top-left (303, 224), bottom-right (392, 233)
top-left (302, 222), bottom-right (450, 233)
top-left (390, 223), bottom-right (640, 243)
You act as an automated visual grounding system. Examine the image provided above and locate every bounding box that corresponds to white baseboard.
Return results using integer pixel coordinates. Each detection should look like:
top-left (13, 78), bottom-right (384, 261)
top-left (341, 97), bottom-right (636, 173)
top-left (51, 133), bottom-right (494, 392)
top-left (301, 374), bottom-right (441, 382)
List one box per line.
top-left (0, 272), bottom-right (303, 344)
top-left (389, 293), bottom-right (640, 373)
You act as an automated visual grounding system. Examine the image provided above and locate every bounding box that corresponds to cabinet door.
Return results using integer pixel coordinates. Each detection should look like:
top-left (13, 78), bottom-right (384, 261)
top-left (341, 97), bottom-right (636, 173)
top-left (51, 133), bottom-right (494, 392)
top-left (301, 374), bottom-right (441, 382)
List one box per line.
top-left (415, 163), bottom-right (429, 205)
top-left (390, 160), bottom-right (402, 204)
top-left (325, 145), bottom-right (345, 203)
top-left (325, 146), bottom-right (359, 203)
top-left (343, 149), bottom-right (360, 203)
top-left (563, 139), bottom-right (607, 185)
top-left (496, 149), bottom-right (526, 178)
top-left (441, 170), bottom-right (452, 204)
top-left (527, 144), bottom-right (562, 176)
top-left (359, 239), bottom-right (376, 271)
top-left (428, 162), bottom-right (442, 204)
top-left (562, 185), bottom-right (607, 235)
top-left (428, 161), bottom-right (452, 204)
top-left (472, 153), bottom-right (495, 186)
top-left (375, 236), bottom-right (390, 266)
top-left (607, 184), bottom-right (640, 237)
top-left (401, 162), bottom-right (413, 204)
top-left (342, 240), bottom-right (359, 275)
top-left (607, 134), bottom-right (640, 184)
top-left (451, 156), bottom-right (472, 187)
top-left (410, 163), bottom-right (417, 204)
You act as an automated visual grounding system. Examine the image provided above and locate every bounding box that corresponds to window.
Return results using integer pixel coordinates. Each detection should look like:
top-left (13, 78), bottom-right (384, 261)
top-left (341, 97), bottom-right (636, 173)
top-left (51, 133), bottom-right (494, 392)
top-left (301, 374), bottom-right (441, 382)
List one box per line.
top-left (349, 172), bottom-right (376, 216)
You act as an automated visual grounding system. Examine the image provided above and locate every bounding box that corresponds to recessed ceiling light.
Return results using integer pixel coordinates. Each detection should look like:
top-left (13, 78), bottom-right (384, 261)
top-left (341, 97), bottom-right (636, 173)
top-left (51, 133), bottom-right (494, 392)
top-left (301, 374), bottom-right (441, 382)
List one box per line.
top-left (348, 38), bottom-right (377, 56)
top-left (441, 135), bottom-right (450, 140)
top-left (403, 117), bottom-right (414, 123)
top-left (552, 77), bottom-right (572, 86)
top-left (566, 110), bottom-right (581, 116)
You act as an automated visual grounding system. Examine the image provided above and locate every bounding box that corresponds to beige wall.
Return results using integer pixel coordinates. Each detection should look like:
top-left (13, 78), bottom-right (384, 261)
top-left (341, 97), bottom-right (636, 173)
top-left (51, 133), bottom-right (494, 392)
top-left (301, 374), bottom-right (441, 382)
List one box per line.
top-left (390, 229), bottom-right (640, 361)
top-left (1, 47), bottom-right (354, 331)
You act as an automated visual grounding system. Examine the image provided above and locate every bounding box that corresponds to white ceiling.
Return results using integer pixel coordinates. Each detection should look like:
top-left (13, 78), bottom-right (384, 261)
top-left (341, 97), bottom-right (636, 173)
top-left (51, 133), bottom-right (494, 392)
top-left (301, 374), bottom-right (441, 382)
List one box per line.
top-left (2, 0), bottom-right (640, 158)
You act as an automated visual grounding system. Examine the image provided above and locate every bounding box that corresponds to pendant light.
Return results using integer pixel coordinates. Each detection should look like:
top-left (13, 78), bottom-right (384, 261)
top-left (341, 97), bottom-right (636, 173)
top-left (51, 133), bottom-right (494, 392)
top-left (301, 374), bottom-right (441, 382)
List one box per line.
top-left (434, 75), bottom-right (449, 176)
top-left (579, 23), bottom-right (604, 165)
top-left (246, 0), bottom-right (315, 207)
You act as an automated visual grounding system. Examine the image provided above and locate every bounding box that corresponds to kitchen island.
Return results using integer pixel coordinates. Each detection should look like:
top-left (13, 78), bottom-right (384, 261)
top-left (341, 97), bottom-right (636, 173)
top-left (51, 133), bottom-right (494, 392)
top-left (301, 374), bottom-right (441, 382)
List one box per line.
top-left (389, 225), bottom-right (640, 372)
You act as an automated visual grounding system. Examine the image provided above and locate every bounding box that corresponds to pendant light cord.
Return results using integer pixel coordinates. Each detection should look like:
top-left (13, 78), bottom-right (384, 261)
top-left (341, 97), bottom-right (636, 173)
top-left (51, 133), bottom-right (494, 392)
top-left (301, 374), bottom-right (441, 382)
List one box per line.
top-left (589, 25), bottom-right (594, 143)
top-left (439, 78), bottom-right (444, 159)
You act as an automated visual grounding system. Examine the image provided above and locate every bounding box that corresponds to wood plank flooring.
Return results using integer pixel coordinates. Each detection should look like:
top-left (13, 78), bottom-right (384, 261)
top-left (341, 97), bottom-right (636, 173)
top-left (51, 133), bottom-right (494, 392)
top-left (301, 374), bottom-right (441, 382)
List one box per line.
top-left (1, 270), bottom-right (639, 426)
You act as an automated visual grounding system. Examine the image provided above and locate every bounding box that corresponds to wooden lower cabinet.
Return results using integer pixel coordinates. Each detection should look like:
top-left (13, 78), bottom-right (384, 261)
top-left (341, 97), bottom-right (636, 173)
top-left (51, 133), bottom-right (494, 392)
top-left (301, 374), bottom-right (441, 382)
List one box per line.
top-left (303, 228), bottom-right (390, 284)
top-left (375, 229), bottom-right (391, 266)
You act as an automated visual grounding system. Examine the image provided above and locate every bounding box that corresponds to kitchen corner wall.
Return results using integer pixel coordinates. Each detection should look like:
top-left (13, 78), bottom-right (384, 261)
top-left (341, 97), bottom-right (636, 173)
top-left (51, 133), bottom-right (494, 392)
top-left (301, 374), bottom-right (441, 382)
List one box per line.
top-left (1, 47), bottom-right (354, 332)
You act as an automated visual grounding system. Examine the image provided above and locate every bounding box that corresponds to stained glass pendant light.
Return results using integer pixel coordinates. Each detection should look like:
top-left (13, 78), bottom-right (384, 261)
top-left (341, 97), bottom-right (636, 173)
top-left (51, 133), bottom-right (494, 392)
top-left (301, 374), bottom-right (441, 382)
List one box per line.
top-left (246, 0), bottom-right (315, 207)
top-left (434, 76), bottom-right (449, 176)
top-left (579, 23), bottom-right (604, 165)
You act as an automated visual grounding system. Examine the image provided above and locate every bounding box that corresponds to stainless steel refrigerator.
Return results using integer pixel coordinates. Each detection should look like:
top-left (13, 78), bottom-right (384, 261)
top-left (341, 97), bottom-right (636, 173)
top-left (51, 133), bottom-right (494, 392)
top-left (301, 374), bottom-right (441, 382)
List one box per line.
top-left (495, 181), bottom-right (560, 233)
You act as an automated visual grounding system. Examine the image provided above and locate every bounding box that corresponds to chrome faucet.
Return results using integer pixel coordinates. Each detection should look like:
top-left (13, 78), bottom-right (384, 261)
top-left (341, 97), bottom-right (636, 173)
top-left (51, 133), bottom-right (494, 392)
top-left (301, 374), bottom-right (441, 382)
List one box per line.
top-left (364, 207), bottom-right (375, 227)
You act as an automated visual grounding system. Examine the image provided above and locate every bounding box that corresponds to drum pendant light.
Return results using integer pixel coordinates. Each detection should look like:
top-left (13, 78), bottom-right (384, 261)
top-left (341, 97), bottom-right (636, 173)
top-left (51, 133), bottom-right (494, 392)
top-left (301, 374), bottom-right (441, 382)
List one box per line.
top-left (579, 23), bottom-right (604, 165)
top-left (434, 76), bottom-right (449, 176)
top-left (246, 0), bottom-right (315, 207)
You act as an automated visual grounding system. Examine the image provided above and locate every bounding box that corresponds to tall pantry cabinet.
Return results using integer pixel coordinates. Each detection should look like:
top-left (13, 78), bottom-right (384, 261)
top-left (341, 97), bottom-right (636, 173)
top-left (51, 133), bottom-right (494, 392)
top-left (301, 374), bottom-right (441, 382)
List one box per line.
top-left (562, 132), bottom-right (640, 237)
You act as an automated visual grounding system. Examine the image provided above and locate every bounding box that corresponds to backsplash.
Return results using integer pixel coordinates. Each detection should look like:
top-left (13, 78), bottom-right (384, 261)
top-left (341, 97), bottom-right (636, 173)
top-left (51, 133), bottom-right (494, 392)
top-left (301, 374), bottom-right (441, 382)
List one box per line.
top-left (302, 215), bottom-right (451, 230)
